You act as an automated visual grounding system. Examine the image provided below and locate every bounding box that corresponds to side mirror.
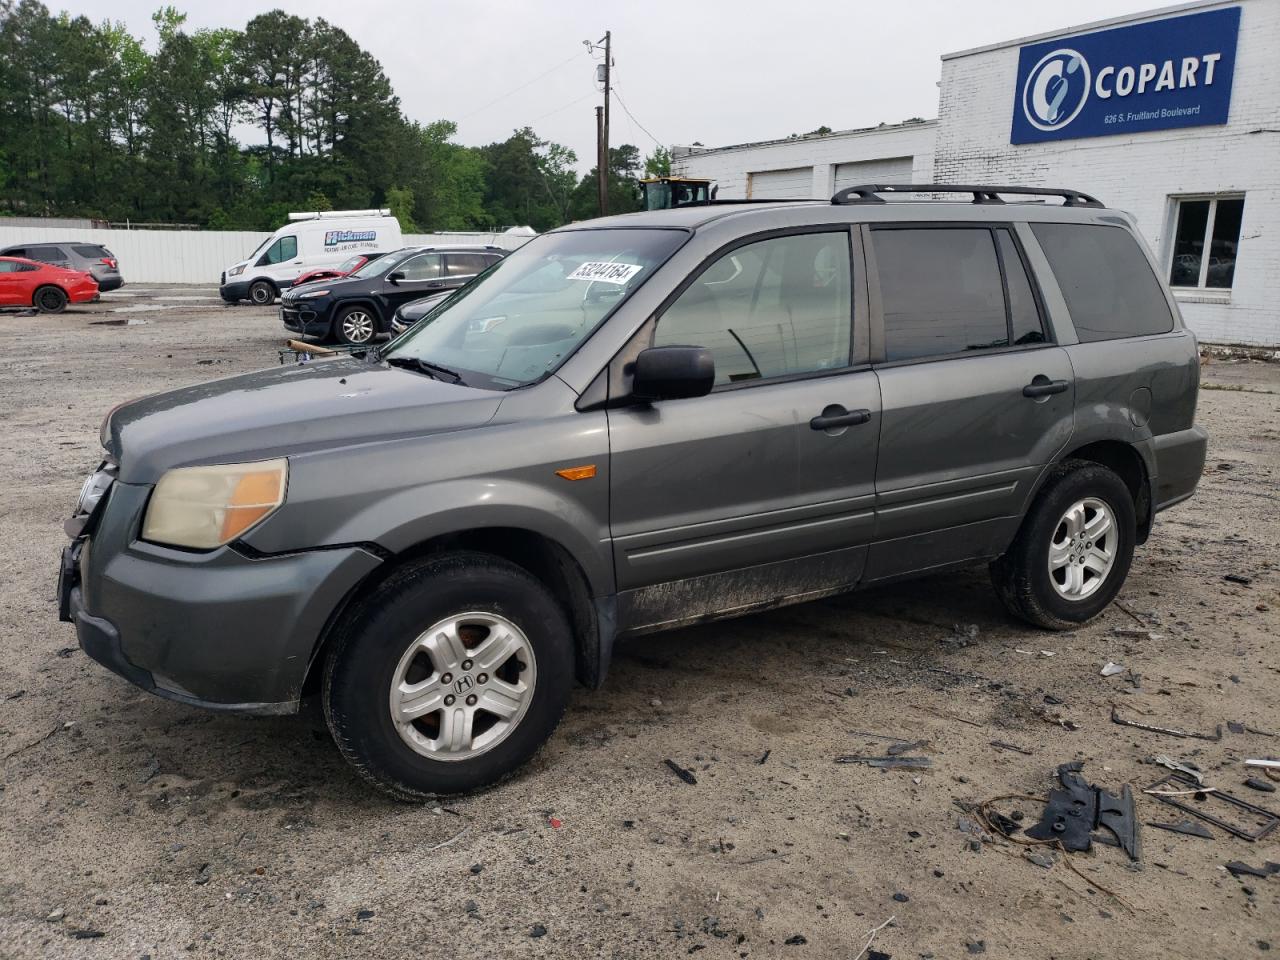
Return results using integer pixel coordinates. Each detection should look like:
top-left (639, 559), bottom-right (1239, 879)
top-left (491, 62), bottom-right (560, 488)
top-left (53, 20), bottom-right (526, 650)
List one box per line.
top-left (631, 345), bottom-right (714, 402)
top-left (387, 271), bottom-right (405, 284)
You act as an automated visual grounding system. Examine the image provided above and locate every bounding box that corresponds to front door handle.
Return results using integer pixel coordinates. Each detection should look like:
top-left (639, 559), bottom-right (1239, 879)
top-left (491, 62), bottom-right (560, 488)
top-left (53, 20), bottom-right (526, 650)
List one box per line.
top-left (1023, 376), bottom-right (1069, 398)
top-left (810, 406), bottom-right (872, 431)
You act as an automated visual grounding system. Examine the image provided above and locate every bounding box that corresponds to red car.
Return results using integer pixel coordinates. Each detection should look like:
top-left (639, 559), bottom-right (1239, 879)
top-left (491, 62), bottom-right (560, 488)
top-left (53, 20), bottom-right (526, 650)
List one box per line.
top-left (0, 256), bottom-right (99, 313)
top-left (291, 251), bottom-right (388, 287)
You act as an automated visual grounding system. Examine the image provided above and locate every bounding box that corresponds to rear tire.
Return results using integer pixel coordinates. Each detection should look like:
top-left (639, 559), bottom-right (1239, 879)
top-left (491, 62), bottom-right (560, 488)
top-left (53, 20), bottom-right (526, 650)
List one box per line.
top-left (34, 286), bottom-right (68, 313)
top-left (991, 460), bottom-right (1135, 630)
top-left (248, 280), bottom-right (276, 305)
top-left (323, 552), bottom-right (574, 800)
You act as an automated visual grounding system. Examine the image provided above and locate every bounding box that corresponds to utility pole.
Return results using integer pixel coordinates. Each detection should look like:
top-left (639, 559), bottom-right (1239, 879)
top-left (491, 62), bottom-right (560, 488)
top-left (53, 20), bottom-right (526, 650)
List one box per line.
top-left (596, 106), bottom-right (606, 216)
top-left (593, 30), bottom-right (611, 216)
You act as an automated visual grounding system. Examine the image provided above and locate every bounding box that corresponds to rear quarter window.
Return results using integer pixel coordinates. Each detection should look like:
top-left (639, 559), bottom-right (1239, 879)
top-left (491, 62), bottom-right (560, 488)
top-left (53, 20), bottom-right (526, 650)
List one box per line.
top-left (73, 245), bottom-right (111, 259)
top-left (1031, 223), bottom-right (1174, 342)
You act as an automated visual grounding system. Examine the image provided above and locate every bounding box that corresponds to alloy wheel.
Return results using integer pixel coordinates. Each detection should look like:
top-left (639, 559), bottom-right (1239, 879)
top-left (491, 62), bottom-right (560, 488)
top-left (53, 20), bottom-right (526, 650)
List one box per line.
top-left (341, 310), bottom-right (375, 343)
top-left (1047, 497), bottom-right (1116, 600)
top-left (388, 612), bottom-right (536, 761)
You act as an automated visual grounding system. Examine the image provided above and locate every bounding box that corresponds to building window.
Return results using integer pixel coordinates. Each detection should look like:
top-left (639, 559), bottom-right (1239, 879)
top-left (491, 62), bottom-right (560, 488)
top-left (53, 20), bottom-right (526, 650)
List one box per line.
top-left (1169, 195), bottom-right (1244, 290)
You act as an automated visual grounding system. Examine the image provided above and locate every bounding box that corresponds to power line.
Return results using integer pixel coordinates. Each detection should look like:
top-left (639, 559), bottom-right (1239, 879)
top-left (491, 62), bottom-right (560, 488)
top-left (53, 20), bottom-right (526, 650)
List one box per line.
top-left (529, 89), bottom-right (597, 125)
top-left (457, 51), bottom-right (584, 122)
top-left (611, 82), bottom-right (663, 150)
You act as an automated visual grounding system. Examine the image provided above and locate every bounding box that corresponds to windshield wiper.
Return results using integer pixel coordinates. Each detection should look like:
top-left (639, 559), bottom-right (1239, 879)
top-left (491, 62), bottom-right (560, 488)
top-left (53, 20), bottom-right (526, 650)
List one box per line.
top-left (385, 355), bottom-right (465, 384)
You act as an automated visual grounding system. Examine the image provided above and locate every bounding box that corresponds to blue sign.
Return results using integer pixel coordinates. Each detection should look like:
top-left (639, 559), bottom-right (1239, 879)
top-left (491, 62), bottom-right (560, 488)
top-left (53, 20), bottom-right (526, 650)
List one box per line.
top-left (1011, 7), bottom-right (1240, 144)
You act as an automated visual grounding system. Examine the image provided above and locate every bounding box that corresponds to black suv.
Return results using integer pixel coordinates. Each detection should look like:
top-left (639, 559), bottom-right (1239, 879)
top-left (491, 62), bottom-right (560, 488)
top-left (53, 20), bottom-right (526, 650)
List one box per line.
top-left (281, 245), bottom-right (506, 344)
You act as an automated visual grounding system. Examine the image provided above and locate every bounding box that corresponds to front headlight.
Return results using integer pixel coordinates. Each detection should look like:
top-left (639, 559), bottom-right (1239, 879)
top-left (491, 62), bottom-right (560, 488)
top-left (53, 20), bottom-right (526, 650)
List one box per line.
top-left (298, 289), bottom-right (330, 299)
top-left (229, 265), bottom-right (245, 277)
top-left (142, 459), bottom-right (288, 549)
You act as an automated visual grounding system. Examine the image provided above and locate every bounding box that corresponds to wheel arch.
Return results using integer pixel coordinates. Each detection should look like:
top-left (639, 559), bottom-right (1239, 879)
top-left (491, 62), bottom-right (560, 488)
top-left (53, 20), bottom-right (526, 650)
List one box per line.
top-left (299, 526), bottom-right (610, 702)
top-left (1032, 439), bottom-right (1153, 545)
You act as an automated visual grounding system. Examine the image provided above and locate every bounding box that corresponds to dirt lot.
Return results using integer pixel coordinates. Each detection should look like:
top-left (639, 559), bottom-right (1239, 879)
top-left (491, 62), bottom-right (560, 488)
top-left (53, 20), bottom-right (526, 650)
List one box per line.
top-left (1, 287), bottom-right (1277, 959)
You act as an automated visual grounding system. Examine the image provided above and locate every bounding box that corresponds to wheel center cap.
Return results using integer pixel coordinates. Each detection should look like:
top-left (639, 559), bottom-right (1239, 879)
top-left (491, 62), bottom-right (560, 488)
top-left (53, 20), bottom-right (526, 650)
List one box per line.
top-left (453, 675), bottom-right (474, 695)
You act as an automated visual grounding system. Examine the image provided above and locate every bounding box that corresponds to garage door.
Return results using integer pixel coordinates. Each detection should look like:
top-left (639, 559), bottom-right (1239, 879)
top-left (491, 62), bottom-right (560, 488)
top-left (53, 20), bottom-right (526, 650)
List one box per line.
top-left (834, 157), bottom-right (915, 198)
top-left (747, 167), bottom-right (813, 200)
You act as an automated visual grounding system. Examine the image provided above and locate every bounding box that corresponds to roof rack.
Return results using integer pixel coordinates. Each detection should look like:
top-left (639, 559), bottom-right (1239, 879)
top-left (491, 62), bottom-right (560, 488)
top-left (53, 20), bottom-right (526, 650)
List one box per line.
top-left (831, 184), bottom-right (1104, 208)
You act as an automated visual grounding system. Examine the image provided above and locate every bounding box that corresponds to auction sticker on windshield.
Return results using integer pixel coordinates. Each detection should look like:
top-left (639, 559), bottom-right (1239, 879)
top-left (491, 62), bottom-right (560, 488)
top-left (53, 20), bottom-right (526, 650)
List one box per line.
top-left (567, 261), bottom-right (643, 284)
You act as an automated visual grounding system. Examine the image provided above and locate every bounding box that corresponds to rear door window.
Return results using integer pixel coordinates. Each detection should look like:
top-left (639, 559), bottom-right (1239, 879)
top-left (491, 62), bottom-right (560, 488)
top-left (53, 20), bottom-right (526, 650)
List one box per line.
top-left (445, 253), bottom-right (490, 277)
top-left (27, 246), bottom-right (69, 264)
top-left (1030, 223), bottom-right (1174, 342)
top-left (873, 228), bottom-right (1009, 361)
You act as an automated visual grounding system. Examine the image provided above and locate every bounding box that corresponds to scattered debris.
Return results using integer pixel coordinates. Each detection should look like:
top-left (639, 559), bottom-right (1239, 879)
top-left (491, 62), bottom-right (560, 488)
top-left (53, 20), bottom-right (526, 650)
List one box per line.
top-left (1111, 705), bottom-right (1223, 741)
top-left (851, 915), bottom-right (895, 960)
top-left (990, 740), bottom-right (1033, 756)
top-left (1101, 662), bottom-right (1126, 677)
top-left (966, 941), bottom-right (987, 954)
top-left (663, 759), bottom-right (697, 785)
top-left (1229, 721), bottom-right (1246, 734)
top-left (1223, 573), bottom-right (1253, 585)
top-left (1224, 861), bottom-right (1279, 880)
top-left (1245, 777), bottom-right (1277, 793)
top-left (835, 755), bottom-right (933, 771)
top-left (756, 750), bottom-right (770, 765)
top-left (886, 739), bottom-right (930, 756)
top-left (1148, 820), bottom-right (1214, 839)
top-left (1112, 627), bottom-right (1162, 639)
top-left (944, 623), bottom-right (980, 647)
top-left (46, 909), bottom-right (64, 922)
top-left (69, 930), bottom-right (105, 940)
top-left (1245, 759), bottom-right (1280, 771)
top-left (547, 818), bottom-right (563, 830)
top-left (1145, 772), bottom-right (1279, 841)
top-left (530, 923), bottom-right (548, 938)
top-left (1152, 755), bottom-right (1206, 787)
top-left (1025, 850), bottom-right (1056, 869)
top-left (1024, 762), bottom-right (1140, 860)
top-left (137, 757), bottom-right (161, 784)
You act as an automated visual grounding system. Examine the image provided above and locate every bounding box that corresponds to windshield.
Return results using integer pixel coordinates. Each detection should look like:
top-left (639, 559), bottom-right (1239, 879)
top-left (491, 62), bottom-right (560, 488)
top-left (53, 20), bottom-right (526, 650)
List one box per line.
top-left (338, 255), bottom-right (366, 272)
top-left (245, 236), bottom-right (273, 260)
top-left (351, 249), bottom-right (409, 279)
top-left (385, 229), bottom-right (686, 390)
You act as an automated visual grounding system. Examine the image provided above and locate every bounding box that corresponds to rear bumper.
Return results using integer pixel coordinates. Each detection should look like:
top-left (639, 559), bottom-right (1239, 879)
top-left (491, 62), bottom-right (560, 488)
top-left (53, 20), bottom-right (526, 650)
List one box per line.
top-left (94, 275), bottom-right (123, 292)
top-left (1153, 424), bottom-right (1208, 512)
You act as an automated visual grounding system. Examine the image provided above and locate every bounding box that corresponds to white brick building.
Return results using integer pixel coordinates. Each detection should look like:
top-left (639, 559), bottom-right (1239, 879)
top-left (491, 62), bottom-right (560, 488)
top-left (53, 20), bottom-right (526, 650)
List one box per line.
top-left (674, 0), bottom-right (1278, 346)
top-left (672, 120), bottom-right (936, 202)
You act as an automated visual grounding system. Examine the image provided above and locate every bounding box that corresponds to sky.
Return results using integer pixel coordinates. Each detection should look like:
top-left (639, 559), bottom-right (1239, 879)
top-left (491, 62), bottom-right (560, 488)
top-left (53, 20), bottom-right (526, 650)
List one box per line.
top-left (54, 0), bottom-right (1167, 172)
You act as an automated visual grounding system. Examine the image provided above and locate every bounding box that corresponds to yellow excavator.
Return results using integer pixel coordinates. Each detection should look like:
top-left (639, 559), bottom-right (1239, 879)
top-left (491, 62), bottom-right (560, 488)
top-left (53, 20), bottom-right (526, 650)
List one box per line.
top-left (639, 176), bottom-right (715, 211)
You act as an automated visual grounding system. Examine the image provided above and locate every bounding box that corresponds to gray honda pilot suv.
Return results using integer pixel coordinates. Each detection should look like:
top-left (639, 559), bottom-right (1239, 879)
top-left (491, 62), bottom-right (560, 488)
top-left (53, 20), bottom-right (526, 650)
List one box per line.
top-left (59, 184), bottom-right (1207, 799)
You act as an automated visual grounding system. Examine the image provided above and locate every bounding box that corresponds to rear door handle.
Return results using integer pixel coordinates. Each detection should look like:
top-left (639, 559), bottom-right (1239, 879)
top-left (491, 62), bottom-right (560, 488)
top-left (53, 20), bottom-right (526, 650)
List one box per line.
top-left (810, 406), bottom-right (872, 431)
top-left (1023, 377), bottom-right (1069, 398)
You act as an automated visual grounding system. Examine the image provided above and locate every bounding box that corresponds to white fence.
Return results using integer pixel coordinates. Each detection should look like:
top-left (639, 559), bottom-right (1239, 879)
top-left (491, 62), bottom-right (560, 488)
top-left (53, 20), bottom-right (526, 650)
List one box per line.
top-left (0, 225), bottom-right (534, 285)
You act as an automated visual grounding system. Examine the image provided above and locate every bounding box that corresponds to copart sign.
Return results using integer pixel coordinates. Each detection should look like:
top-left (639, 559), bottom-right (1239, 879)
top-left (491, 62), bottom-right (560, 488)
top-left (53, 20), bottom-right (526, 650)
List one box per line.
top-left (1010, 6), bottom-right (1239, 144)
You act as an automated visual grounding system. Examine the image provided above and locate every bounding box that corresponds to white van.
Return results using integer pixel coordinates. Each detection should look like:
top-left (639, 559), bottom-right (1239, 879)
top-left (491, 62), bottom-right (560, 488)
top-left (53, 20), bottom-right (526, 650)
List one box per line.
top-left (218, 209), bottom-right (403, 305)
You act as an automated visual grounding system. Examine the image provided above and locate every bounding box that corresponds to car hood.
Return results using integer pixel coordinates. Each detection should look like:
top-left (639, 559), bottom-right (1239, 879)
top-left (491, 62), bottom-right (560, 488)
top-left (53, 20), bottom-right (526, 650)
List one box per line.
top-left (105, 358), bottom-right (503, 483)
top-left (284, 274), bottom-right (371, 300)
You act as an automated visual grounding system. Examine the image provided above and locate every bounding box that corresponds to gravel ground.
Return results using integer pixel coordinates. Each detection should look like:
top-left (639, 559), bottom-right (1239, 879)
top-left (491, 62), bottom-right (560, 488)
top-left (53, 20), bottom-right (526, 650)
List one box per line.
top-left (1, 287), bottom-right (1277, 959)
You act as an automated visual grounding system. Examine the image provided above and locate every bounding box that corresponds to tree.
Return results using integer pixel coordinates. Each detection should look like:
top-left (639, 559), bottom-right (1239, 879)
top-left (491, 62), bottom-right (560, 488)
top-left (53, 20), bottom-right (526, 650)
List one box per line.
top-left (385, 185), bottom-right (416, 232)
top-left (568, 143), bottom-right (643, 221)
top-left (643, 146), bottom-right (670, 179)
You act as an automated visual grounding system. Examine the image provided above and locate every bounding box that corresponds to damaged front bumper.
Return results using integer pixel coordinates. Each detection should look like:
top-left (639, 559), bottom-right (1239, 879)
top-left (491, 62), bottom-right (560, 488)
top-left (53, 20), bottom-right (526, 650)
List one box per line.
top-left (58, 477), bottom-right (382, 714)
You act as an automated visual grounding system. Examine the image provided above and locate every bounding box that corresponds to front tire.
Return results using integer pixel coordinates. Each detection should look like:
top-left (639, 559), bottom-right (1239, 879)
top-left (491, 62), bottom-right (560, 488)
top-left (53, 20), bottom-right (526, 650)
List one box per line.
top-left (35, 286), bottom-right (68, 313)
top-left (991, 461), bottom-right (1135, 630)
top-left (248, 280), bottom-right (276, 305)
top-left (323, 552), bottom-right (574, 800)
top-left (333, 305), bottom-right (377, 345)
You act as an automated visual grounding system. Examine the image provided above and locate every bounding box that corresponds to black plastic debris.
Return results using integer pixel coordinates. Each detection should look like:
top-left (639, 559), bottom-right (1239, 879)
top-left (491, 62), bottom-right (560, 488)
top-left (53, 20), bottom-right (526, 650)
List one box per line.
top-left (1245, 777), bottom-right (1277, 794)
top-left (1224, 573), bottom-right (1253, 585)
top-left (1025, 762), bottom-right (1140, 860)
top-left (1225, 861), bottom-right (1280, 880)
top-left (663, 759), bottom-right (697, 785)
top-left (1148, 819), bottom-right (1214, 839)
